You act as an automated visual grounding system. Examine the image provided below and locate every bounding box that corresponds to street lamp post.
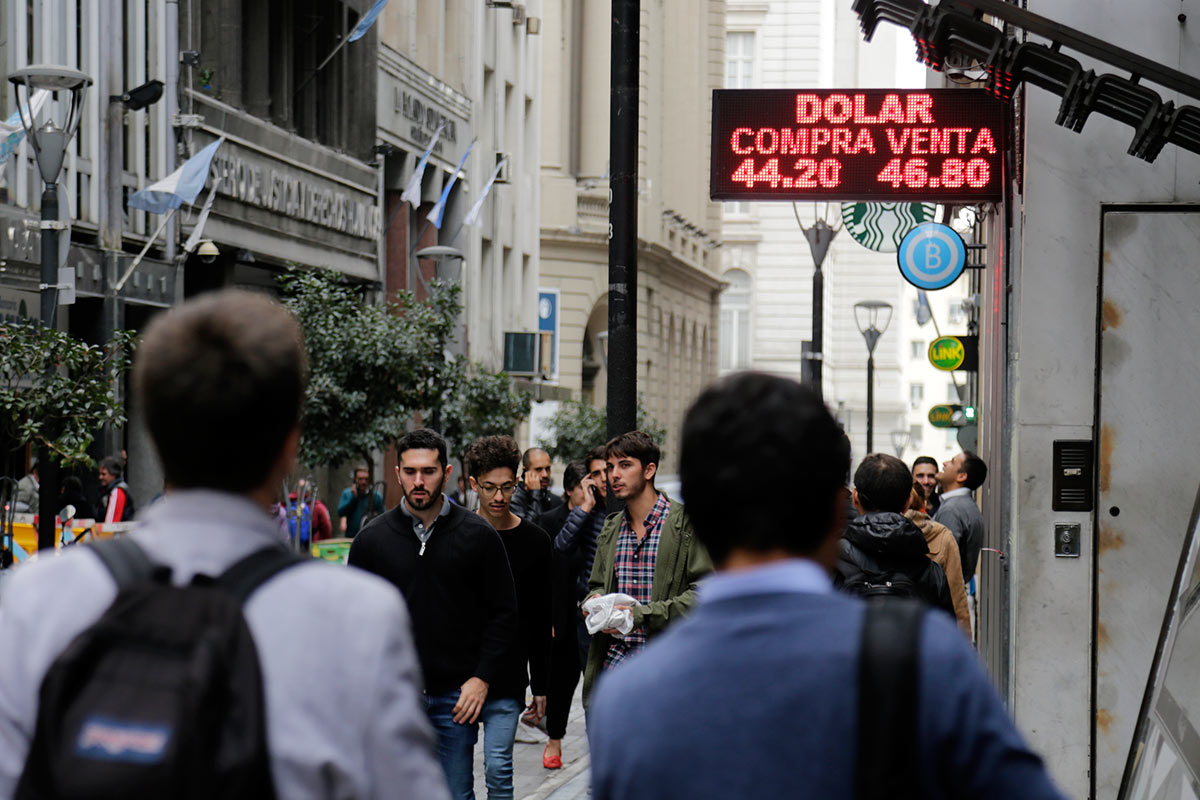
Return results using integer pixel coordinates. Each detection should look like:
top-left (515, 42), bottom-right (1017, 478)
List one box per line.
top-left (9, 65), bottom-right (92, 554)
top-left (798, 212), bottom-right (838, 399)
top-left (890, 428), bottom-right (911, 458)
top-left (415, 245), bottom-right (465, 433)
top-left (854, 300), bottom-right (892, 455)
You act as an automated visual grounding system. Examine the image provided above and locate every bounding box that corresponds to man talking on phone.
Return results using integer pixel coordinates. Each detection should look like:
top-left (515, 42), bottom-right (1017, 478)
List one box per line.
top-left (552, 446), bottom-right (610, 672)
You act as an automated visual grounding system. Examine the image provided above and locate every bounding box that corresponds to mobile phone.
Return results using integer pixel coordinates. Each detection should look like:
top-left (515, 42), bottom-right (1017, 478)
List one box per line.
top-left (590, 485), bottom-right (603, 504)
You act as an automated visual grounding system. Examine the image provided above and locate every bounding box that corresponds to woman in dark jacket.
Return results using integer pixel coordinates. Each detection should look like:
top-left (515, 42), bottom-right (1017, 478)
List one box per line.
top-left (833, 453), bottom-right (955, 617)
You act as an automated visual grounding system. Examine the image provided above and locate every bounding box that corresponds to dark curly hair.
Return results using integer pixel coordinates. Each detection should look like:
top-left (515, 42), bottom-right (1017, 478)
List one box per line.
top-left (466, 435), bottom-right (522, 479)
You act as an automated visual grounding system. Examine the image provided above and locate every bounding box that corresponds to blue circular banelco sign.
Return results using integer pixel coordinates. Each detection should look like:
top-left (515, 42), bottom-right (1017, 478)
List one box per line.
top-left (897, 222), bottom-right (966, 290)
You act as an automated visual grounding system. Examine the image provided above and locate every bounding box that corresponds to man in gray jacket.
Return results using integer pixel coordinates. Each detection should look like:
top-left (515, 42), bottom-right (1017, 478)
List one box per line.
top-left (934, 450), bottom-right (988, 583)
top-left (0, 291), bottom-right (449, 800)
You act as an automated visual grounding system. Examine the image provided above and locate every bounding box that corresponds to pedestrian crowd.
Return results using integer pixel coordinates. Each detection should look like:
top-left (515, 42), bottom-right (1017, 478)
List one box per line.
top-left (0, 290), bottom-right (1064, 799)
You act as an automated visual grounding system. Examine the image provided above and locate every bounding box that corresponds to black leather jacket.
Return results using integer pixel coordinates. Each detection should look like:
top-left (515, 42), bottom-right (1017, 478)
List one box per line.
top-left (510, 484), bottom-right (562, 529)
top-left (834, 511), bottom-right (955, 617)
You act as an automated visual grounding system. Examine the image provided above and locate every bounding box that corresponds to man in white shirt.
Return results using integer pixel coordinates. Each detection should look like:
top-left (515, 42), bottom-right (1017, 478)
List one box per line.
top-left (0, 290), bottom-right (449, 800)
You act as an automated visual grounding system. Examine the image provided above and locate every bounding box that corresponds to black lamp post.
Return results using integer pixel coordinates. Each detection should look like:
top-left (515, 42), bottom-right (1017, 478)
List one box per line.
top-left (9, 65), bottom-right (92, 554)
top-left (854, 300), bottom-right (892, 454)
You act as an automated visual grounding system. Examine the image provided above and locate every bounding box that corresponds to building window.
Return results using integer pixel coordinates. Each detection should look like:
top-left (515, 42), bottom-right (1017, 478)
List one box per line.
top-left (725, 32), bottom-right (755, 89)
top-left (910, 383), bottom-right (924, 409)
top-left (911, 340), bottom-right (925, 359)
top-left (720, 269), bottom-right (752, 371)
top-left (724, 201), bottom-right (752, 218)
top-left (948, 302), bottom-right (966, 324)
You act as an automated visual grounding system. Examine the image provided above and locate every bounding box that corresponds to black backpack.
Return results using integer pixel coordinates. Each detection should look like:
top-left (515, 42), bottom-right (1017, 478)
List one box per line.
top-left (16, 537), bottom-right (302, 800)
top-left (842, 567), bottom-right (921, 600)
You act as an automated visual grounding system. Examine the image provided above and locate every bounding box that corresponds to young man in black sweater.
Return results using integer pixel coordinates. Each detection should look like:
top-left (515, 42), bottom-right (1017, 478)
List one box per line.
top-left (464, 435), bottom-right (552, 796)
top-left (348, 429), bottom-right (518, 800)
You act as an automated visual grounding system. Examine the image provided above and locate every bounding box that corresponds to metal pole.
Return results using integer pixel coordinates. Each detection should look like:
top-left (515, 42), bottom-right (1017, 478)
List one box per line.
top-left (36, 184), bottom-right (60, 553)
top-left (607, 0), bottom-right (639, 440)
top-left (811, 265), bottom-right (824, 399)
top-left (866, 353), bottom-right (875, 454)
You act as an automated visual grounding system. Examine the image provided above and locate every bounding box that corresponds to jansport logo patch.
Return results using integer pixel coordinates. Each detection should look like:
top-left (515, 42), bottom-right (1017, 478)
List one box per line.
top-left (75, 716), bottom-right (172, 763)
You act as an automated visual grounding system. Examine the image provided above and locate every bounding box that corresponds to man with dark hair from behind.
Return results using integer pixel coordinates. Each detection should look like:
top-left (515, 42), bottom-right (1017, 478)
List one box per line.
top-left (587, 372), bottom-right (1067, 800)
top-left (912, 455), bottom-right (940, 515)
top-left (835, 453), bottom-right (954, 617)
top-left (934, 450), bottom-right (989, 584)
top-left (348, 428), bottom-right (517, 800)
top-left (0, 290), bottom-right (449, 799)
top-left (463, 434), bottom-right (551, 798)
top-left (581, 431), bottom-right (712, 706)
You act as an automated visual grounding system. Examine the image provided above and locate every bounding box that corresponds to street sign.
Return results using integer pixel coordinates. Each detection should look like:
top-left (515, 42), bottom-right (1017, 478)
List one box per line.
top-left (710, 89), bottom-right (1006, 202)
top-left (928, 334), bottom-right (978, 371)
top-left (928, 404), bottom-right (976, 428)
top-left (928, 404), bottom-right (962, 427)
top-left (898, 222), bottom-right (966, 289)
top-left (842, 201), bottom-right (937, 252)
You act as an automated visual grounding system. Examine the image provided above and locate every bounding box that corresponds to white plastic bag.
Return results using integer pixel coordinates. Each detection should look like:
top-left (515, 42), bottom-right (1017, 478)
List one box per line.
top-left (582, 593), bottom-right (639, 636)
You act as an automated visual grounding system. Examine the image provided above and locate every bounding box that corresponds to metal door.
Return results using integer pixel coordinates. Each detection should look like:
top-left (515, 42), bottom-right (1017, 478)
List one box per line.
top-left (1096, 209), bottom-right (1200, 797)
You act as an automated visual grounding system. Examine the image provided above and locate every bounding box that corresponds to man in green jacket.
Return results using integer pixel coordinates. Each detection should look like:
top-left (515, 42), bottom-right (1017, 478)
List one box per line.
top-left (582, 431), bottom-right (712, 705)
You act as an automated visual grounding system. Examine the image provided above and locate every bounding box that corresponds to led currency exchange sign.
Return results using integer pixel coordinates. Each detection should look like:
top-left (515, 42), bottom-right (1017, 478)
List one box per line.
top-left (711, 89), bottom-right (1006, 202)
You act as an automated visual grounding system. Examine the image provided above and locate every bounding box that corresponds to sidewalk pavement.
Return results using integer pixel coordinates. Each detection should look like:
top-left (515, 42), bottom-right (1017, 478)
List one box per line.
top-left (471, 684), bottom-right (591, 800)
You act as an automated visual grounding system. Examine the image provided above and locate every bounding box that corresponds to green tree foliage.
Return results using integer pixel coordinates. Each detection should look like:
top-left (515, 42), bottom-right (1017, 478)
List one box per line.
top-left (278, 268), bottom-right (529, 472)
top-left (0, 322), bottom-right (134, 466)
top-left (539, 398), bottom-right (667, 464)
top-left (442, 366), bottom-right (531, 467)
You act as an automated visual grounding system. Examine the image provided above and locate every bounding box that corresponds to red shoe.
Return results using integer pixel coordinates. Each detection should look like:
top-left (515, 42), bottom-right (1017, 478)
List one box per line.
top-left (543, 743), bottom-right (563, 769)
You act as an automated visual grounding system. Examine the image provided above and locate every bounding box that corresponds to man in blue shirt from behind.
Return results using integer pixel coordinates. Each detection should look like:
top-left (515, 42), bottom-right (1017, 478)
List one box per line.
top-left (587, 372), bottom-right (1067, 800)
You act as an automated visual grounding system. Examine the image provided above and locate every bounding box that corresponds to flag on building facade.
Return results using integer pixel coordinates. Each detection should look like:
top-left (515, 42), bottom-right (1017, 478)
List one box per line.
top-left (129, 138), bottom-right (223, 214)
top-left (399, 123), bottom-right (445, 208)
top-left (183, 177), bottom-right (223, 254)
top-left (916, 289), bottom-right (933, 325)
top-left (461, 156), bottom-right (508, 228)
top-left (348, 0), bottom-right (389, 42)
top-left (426, 140), bottom-right (475, 230)
top-left (0, 89), bottom-right (51, 167)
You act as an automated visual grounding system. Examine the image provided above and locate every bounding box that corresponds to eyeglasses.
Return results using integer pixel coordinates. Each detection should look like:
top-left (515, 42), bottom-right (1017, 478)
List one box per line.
top-left (477, 482), bottom-right (517, 497)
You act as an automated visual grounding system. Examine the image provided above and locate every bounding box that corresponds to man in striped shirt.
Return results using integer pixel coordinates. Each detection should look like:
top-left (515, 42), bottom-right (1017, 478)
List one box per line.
top-left (95, 455), bottom-right (135, 523)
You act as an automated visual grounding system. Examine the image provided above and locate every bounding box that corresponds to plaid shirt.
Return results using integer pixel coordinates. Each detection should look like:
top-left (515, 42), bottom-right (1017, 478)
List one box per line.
top-left (604, 492), bottom-right (671, 670)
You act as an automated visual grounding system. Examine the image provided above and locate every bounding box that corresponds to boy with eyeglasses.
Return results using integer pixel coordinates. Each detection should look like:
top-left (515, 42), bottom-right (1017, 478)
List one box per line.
top-left (464, 435), bottom-right (552, 797)
top-left (349, 429), bottom-right (518, 800)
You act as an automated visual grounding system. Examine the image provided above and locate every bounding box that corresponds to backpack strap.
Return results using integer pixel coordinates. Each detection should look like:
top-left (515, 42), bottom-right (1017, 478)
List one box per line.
top-left (856, 598), bottom-right (925, 800)
top-left (90, 536), bottom-right (159, 589)
top-left (217, 547), bottom-right (305, 603)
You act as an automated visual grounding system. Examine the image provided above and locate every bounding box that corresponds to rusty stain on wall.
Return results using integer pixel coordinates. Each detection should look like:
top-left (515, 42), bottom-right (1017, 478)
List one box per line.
top-left (1101, 298), bottom-right (1122, 331)
top-left (1098, 524), bottom-right (1125, 553)
top-left (1097, 708), bottom-right (1113, 734)
top-left (1097, 622), bottom-right (1110, 649)
top-left (1099, 424), bottom-right (1114, 493)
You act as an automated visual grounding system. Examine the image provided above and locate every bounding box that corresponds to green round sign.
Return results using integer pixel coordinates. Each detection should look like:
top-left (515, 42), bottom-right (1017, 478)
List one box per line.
top-left (841, 202), bottom-right (938, 253)
top-left (928, 404), bottom-right (958, 428)
top-left (928, 336), bottom-right (966, 370)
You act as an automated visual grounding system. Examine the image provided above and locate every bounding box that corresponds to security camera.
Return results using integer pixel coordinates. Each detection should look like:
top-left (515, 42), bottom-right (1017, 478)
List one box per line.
top-left (116, 79), bottom-right (164, 111)
top-left (196, 240), bottom-right (219, 264)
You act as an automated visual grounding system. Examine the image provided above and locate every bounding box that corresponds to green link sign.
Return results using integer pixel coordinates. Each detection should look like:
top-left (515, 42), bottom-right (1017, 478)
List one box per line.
top-left (928, 404), bottom-right (961, 428)
top-left (928, 336), bottom-right (966, 370)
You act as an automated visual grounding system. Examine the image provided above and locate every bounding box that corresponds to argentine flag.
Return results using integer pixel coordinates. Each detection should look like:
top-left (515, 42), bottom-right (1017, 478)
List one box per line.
top-left (128, 138), bottom-right (223, 215)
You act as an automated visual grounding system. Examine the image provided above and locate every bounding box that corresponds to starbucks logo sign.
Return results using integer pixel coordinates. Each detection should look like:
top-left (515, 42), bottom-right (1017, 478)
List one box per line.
top-left (841, 202), bottom-right (938, 253)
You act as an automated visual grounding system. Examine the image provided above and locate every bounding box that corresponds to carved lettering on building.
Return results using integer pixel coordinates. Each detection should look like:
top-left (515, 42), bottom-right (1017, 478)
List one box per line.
top-left (208, 150), bottom-right (381, 240)
top-left (394, 88), bottom-right (460, 152)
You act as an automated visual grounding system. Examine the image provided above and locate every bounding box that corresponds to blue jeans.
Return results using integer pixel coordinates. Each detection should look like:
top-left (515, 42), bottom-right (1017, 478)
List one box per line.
top-left (424, 690), bottom-right (522, 800)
